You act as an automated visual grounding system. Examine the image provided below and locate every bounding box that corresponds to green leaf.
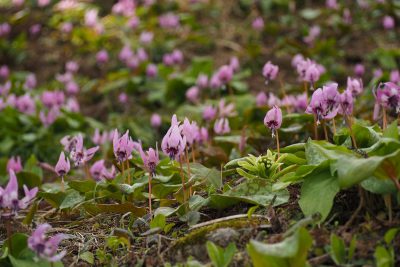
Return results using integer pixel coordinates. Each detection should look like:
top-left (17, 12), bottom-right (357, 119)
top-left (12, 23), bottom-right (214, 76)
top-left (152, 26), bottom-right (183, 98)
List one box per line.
top-left (68, 180), bottom-right (97, 193)
top-left (247, 227), bottom-right (312, 267)
top-left (299, 170), bottom-right (340, 221)
top-left (59, 190), bottom-right (85, 210)
top-left (190, 163), bottom-right (222, 189)
top-left (150, 214), bottom-right (166, 229)
top-left (16, 172), bottom-right (41, 189)
top-left (383, 121), bottom-right (399, 139)
top-left (38, 190), bottom-right (66, 208)
top-left (9, 255), bottom-right (63, 267)
top-left (208, 179), bottom-right (289, 209)
top-left (384, 228), bottom-right (399, 245)
top-left (79, 251), bottom-right (94, 264)
top-left (206, 241), bottom-right (236, 267)
top-left (330, 234), bottom-right (346, 265)
top-left (374, 246), bottom-right (393, 267)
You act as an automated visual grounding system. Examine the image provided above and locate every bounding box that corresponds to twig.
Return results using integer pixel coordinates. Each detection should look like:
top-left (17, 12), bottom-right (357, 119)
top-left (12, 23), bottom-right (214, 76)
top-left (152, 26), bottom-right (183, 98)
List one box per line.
top-left (189, 214), bottom-right (270, 230)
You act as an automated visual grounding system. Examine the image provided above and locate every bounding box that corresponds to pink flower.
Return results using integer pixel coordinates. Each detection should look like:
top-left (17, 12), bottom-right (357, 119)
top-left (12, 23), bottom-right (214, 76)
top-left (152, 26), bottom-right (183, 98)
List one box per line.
top-left (390, 70), bottom-right (400, 84)
top-left (256, 92), bottom-right (268, 107)
top-left (217, 65), bottom-right (233, 85)
top-left (92, 129), bottom-right (109, 145)
top-left (326, 0), bottom-right (338, 9)
top-left (383, 16), bottom-right (395, 30)
top-left (40, 107), bottom-right (60, 127)
top-left (28, 224), bottom-right (66, 262)
top-left (252, 17), bottom-right (264, 30)
top-left (214, 118), bottom-right (230, 135)
top-left (146, 64), bottom-right (158, 78)
top-left (210, 73), bottom-right (222, 89)
top-left (159, 13), bottom-right (180, 29)
top-left (262, 61), bottom-right (279, 82)
top-left (24, 74), bottom-right (37, 90)
top-left (203, 105), bottom-right (217, 121)
top-left (66, 61), bottom-right (79, 73)
top-left (69, 134), bottom-right (99, 166)
top-left (1, 170), bottom-right (38, 215)
top-left (113, 130), bottom-right (135, 162)
top-left (346, 77), bottom-right (363, 96)
top-left (7, 156), bottom-right (23, 173)
top-left (139, 146), bottom-right (159, 174)
top-left (96, 50), bottom-right (109, 64)
top-left (197, 127), bottom-right (209, 144)
top-left (354, 64), bottom-right (365, 77)
top-left (90, 160), bottom-right (115, 181)
top-left (37, 0), bottom-right (51, 7)
top-left (229, 57), bottom-right (240, 72)
top-left (0, 65), bottom-right (10, 81)
top-left (264, 106), bottom-right (282, 136)
top-left (186, 86), bottom-right (200, 103)
top-left (119, 92), bottom-right (128, 104)
top-left (196, 74), bottom-right (209, 89)
top-left (17, 94), bottom-right (36, 115)
top-left (338, 89), bottom-right (354, 116)
top-left (161, 115), bottom-right (186, 160)
top-left (181, 118), bottom-right (199, 146)
top-left (140, 31), bottom-right (153, 44)
top-left (150, 113), bottom-right (162, 128)
top-left (55, 152), bottom-right (70, 177)
top-left (171, 49), bottom-right (184, 64)
top-left (218, 99), bottom-right (236, 117)
top-left (127, 16), bottom-right (140, 29)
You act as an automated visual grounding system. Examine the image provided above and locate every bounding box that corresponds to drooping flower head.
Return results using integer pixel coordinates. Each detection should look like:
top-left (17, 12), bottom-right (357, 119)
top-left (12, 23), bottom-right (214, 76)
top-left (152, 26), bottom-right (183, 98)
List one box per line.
top-left (214, 118), bottom-right (230, 135)
top-left (306, 88), bottom-right (337, 124)
top-left (181, 118), bottom-right (199, 146)
top-left (92, 129), bottom-right (109, 145)
top-left (55, 152), bottom-right (70, 177)
top-left (0, 170), bottom-right (38, 216)
top-left (161, 115), bottom-right (186, 160)
top-left (150, 113), bottom-right (162, 128)
top-left (113, 130), bottom-right (135, 162)
top-left (264, 106), bottom-right (282, 137)
top-left (139, 146), bottom-right (159, 174)
top-left (262, 61), bottom-right (279, 83)
top-left (252, 17), bottom-right (264, 30)
top-left (346, 77), bottom-right (363, 96)
top-left (338, 89), bottom-right (354, 116)
top-left (322, 83), bottom-right (340, 112)
top-left (217, 65), bottom-right (233, 85)
top-left (90, 160), bottom-right (115, 181)
top-left (375, 82), bottom-right (400, 113)
top-left (202, 105), bottom-right (217, 121)
top-left (69, 134), bottom-right (99, 166)
top-left (28, 223), bottom-right (66, 262)
top-left (7, 156), bottom-right (23, 173)
top-left (256, 92), bottom-right (268, 107)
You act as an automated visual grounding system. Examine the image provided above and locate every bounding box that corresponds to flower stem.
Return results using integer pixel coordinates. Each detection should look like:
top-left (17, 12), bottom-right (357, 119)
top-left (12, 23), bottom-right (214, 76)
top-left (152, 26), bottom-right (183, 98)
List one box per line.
top-left (313, 115), bottom-right (318, 140)
top-left (6, 219), bottom-right (12, 255)
top-left (61, 176), bottom-right (65, 192)
top-left (345, 115), bottom-right (358, 149)
top-left (332, 119), bottom-right (336, 135)
top-left (126, 160), bottom-right (131, 185)
top-left (383, 107), bottom-right (388, 130)
top-left (178, 156), bottom-right (186, 202)
top-left (322, 121), bottom-right (328, 141)
top-left (303, 81), bottom-right (308, 103)
top-left (148, 173), bottom-right (152, 214)
top-left (192, 144), bottom-right (196, 163)
top-left (185, 147), bottom-right (192, 196)
top-left (276, 130), bottom-right (281, 171)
